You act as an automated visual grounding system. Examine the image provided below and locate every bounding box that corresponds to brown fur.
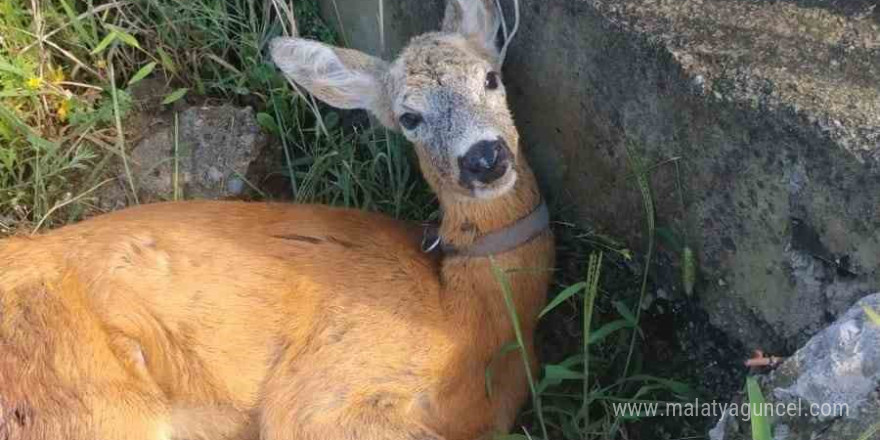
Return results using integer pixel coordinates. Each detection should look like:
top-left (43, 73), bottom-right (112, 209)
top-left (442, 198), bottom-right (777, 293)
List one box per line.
top-left (0, 1), bottom-right (554, 439)
top-left (1, 199), bottom-right (552, 440)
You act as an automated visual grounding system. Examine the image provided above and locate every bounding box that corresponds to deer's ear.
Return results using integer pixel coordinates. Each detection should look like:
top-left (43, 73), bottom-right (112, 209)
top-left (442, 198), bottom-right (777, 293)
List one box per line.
top-left (270, 37), bottom-right (397, 129)
top-left (442, 0), bottom-right (501, 57)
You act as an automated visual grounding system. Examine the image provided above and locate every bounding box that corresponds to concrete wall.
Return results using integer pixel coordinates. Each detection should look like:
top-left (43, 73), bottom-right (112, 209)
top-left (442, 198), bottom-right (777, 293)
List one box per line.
top-left (316, 0), bottom-right (444, 59)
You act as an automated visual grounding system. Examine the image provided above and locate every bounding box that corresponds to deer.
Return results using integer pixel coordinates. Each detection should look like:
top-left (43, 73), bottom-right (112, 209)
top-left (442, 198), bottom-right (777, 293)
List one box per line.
top-left (0, 0), bottom-right (554, 439)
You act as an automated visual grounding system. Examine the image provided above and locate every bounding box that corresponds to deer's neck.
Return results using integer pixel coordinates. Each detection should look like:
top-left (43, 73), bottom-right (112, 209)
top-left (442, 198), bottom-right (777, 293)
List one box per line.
top-left (438, 163), bottom-right (543, 247)
top-left (436, 161), bottom-right (553, 342)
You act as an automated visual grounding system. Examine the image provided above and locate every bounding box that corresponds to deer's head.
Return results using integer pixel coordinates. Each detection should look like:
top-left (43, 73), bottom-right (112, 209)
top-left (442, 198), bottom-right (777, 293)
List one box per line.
top-left (271, 0), bottom-right (519, 201)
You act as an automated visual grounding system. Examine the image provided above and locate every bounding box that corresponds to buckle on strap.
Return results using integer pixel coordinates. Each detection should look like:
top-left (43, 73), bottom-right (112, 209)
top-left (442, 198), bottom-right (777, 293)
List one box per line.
top-left (421, 202), bottom-right (550, 257)
top-left (421, 225), bottom-right (442, 253)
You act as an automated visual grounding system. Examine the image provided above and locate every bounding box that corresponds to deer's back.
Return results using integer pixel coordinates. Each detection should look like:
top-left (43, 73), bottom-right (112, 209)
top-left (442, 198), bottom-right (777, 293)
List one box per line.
top-left (0, 201), bottom-right (448, 438)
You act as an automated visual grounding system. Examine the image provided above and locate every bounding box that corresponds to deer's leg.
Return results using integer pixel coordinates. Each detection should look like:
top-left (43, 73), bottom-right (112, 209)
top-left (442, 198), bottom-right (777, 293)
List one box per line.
top-left (0, 278), bottom-right (172, 440)
top-left (86, 396), bottom-right (173, 440)
top-left (260, 398), bottom-right (445, 440)
top-left (259, 353), bottom-right (445, 440)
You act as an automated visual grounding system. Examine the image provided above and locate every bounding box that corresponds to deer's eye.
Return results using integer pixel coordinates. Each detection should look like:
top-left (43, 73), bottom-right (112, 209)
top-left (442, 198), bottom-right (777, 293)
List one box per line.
top-left (399, 113), bottom-right (423, 130)
top-left (485, 71), bottom-right (501, 90)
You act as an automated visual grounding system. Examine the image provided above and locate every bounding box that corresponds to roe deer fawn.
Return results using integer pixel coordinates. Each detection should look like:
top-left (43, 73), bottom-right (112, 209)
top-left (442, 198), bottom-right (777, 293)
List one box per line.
top-left (0, 0), bottom-right (554, 439)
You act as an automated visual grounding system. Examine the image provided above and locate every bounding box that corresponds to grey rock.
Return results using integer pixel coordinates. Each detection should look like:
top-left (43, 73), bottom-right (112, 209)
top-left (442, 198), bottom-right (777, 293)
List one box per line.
top-left (95, 180), bottom-right (129, 212)
top-left (773, 296), bottom-right (880, 419)
top-left (710, 293), bottom-right (880, 440)
top-left (227, 177), bottom-right (246, 195)
top-left (315, 0), bottom-right (880, 352)
top-left (115, 105), bottom-right (268, 203)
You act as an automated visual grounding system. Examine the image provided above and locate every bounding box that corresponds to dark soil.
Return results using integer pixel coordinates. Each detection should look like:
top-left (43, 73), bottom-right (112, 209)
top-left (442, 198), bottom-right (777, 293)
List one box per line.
top-left (532, 219), bottom-right (748, 439)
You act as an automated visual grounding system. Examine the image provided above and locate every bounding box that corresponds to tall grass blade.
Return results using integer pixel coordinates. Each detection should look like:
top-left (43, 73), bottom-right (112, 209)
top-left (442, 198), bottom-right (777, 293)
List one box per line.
top-left (128, 62), bottom-right (157, 86)
top-left (485, 341), bottom-right (520, 399)
top-left (490, 258), bottom-right (549, 440)
top-left (161, 88), bottom-right (189, 105)
top-left (620, 139), bottom-right (655, 383)
top-left (582, 251), bottom-right (602, 439)
top-left (105, 24), bottom-right (140, 49)
top-left (91, 32), bottom-right (118, 55)
top-left (539, 282), bottom-right (586, 319)
top-left (682, 245), bottom-right (695, 297)
top-left (108, 60), bottom-right (139, 204)
top-left (746, 376), bottom-right (772, 440)
top-left (269, 88), bottom-right (298, 198)
top-left (856, 421), bottom-right (880, 440)
top-left (863, 306), bottom-right (880, 326)
top-left (173, 111), bottom-right (181, 201)
top-left (58, 0), bottom-right (96, 47)
top-left (31, 178), bottom-right (115, 235)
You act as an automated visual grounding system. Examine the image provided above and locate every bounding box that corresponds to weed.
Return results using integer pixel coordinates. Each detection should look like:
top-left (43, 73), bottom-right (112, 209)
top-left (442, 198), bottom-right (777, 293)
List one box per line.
top-left (863, 306), bottom-right (880, 326)
top-left (0, 0), bottom-right (432, 232)
top-left (746, 377), bottom-right (772, 440)
top-left (0, 0), bottom-right (145, 230)
top-left (621, 138), bottom-right (656, 383)
top-left (502, 140), bottom-right (701, 439)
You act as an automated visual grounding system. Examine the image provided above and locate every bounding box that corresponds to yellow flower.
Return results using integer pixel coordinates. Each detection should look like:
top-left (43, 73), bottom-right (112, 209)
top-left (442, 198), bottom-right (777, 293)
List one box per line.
top-left (57, 99), bottom-right (70, 121)
top-left (50, 66), bottom-right (65, 84)
top-left (25, 76), bottom-right (43, 90)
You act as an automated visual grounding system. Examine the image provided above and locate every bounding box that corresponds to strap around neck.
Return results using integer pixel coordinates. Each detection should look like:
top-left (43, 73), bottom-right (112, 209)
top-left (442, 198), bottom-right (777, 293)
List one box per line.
top-left (422, 202), bottom-right (550, 257)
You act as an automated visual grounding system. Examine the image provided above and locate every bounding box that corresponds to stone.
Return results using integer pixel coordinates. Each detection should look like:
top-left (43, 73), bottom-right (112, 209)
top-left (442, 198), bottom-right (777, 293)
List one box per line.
top-left (99, 104), bottom-right (269, 206)
top-left (314, 0), bottom-right (880, 353)
top-left (134, 104), bottom-right (268, 201)
top-left (709, 293), bottom-right (880, 440)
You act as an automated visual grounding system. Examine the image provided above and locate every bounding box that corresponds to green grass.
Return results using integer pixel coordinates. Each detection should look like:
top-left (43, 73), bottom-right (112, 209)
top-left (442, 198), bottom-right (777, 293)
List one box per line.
top-left (0, 0), bottom-right (433, 233)
top-left (1, 0), bottom-right (133, 229)
top-left (491, 257), bottom-right (550, 440)
top-left (491, 242), bottom-right (696, 440)
top-left (487, 144), bottom-right (696, 440)
top-left (494, 142), bottom-right (701, 440)
top-left (746, 377), bottom-right (772, 440)
top-left (0, 1), bottom-right (691, 439)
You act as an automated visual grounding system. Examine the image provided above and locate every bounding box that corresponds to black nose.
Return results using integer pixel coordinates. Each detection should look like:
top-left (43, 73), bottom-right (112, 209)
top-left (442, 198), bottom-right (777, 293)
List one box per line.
top-left (458, 139), bottom-right (511, 185)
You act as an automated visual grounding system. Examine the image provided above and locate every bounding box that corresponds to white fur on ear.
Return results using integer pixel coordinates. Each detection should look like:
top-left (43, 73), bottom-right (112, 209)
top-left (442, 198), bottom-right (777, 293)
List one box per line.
top-left (443, 0), bottom-right (501, 55)
top-left (269, 37), bottom-right (383, 111)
